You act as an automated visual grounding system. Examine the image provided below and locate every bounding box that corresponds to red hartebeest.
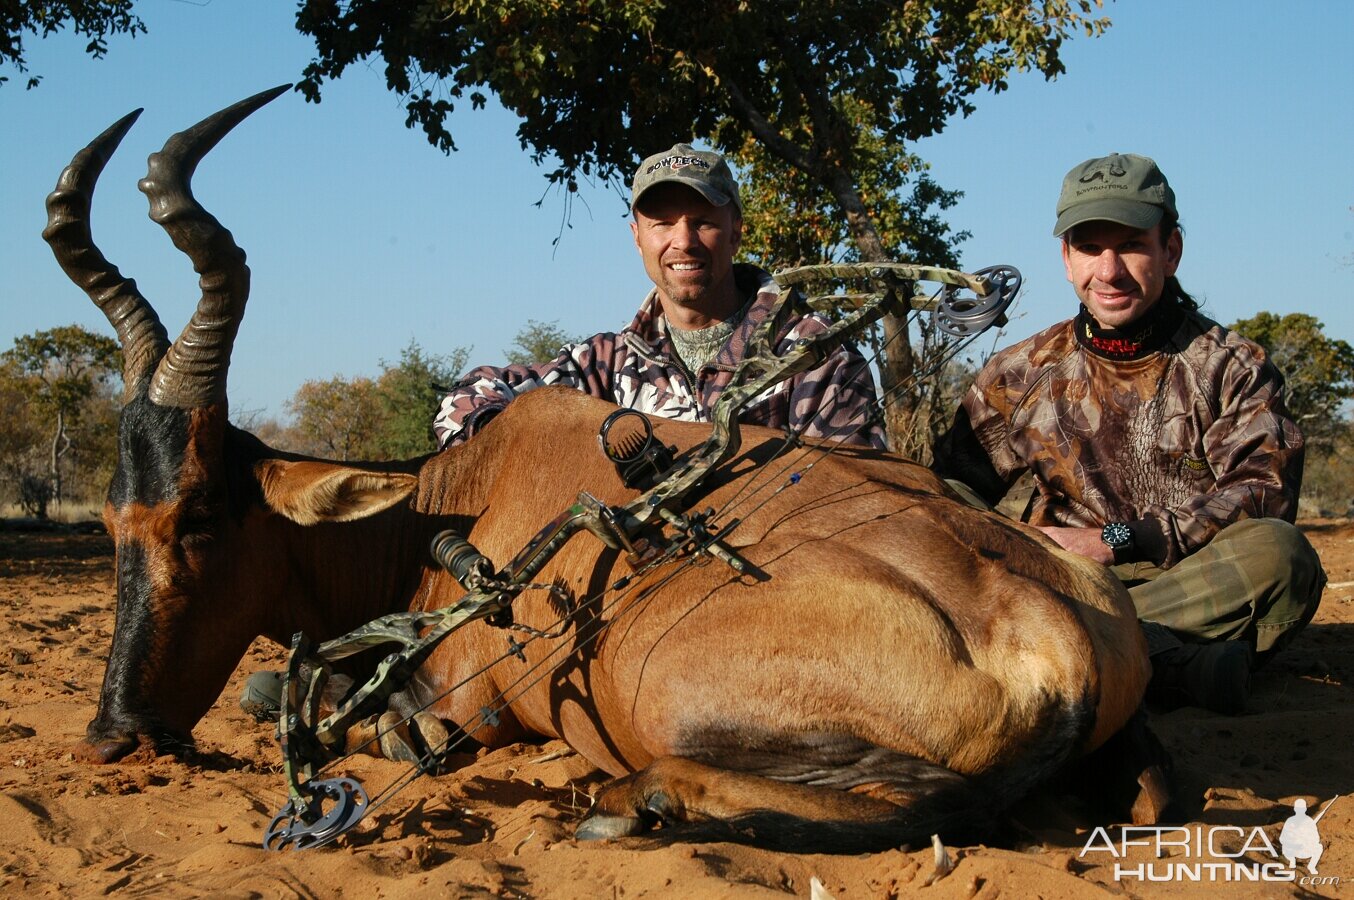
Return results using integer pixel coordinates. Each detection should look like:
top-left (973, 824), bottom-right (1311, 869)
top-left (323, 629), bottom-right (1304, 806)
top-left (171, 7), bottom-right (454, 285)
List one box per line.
top-left (48, 89), bottom-right (1153, 850)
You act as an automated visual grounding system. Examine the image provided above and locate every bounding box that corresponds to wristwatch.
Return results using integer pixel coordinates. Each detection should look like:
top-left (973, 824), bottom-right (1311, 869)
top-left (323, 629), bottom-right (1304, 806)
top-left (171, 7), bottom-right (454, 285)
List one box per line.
top-left (1101, 521), bottom-right (1135, 562)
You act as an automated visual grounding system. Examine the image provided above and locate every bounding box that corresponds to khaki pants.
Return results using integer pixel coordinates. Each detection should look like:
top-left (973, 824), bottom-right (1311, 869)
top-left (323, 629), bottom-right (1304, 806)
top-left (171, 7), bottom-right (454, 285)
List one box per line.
top-left (941, 481), bottom-right (1325, 663)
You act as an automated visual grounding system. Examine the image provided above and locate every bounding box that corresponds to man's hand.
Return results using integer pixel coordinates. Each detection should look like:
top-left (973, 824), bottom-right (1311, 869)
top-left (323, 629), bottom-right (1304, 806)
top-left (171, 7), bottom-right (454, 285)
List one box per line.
top-left (1036, 526), bottom-right (1114, 565)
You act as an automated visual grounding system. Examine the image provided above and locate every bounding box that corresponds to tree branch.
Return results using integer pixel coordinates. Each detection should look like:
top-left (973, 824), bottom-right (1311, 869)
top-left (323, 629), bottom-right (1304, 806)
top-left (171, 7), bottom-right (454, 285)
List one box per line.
top-left (720, 74), bottom-right (819, 177)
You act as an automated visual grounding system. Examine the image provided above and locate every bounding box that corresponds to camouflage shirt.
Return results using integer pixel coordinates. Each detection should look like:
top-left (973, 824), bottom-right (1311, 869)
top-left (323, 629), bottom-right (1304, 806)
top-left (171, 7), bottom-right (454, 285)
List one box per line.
top-left (933, 300), bottom-right (1304, 568)
top-left (433, 264), bottom-right (886, 450)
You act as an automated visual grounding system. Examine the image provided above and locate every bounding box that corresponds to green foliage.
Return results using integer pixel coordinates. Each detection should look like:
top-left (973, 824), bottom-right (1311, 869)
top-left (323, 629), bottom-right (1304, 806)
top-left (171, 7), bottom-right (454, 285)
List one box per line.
top-left (372, 340), bottom-right (469, 458)
top-left (298, 0), bottom-right (1109, 197)
top-left (4, 324), bottom-right (120, 413)
top-left (284, 340), bottom-right (468, 460)
top-left (1, 0), bottom-right (145, 88)
top-left (730, 95), bottom-right (967, 270)
top-left (1, 325), bottom-right (121, 512)
top-left (296, 0), bottom-right (1108, 450)
top-left (1229, 312), bottom-right (1354, 450)
top-left (286, 376), bottom-right (385, 461)
top-left (505, 320), bottom-right (580, 367)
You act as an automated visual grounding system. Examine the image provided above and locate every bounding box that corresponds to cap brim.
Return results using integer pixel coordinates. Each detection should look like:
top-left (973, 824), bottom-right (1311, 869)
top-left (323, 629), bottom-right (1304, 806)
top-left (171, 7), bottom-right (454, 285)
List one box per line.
top-left (1053, 199), bottom-right (1164, 237)
top-left (632, 176), bottom-right (735, 212)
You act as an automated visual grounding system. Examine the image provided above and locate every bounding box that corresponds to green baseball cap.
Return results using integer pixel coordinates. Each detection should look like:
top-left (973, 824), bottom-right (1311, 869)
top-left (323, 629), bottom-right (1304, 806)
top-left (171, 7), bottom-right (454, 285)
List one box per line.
top-left (631, 143), bottom-right (742, 213)
top-left (1053, 153), bottom-right (1177, 236)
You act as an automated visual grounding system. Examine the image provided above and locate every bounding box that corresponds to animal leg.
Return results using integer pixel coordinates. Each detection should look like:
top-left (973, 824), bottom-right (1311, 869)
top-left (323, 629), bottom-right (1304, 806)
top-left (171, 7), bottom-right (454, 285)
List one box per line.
top-left (1058, 705), bottom-right (1173, 825)
top-left (577, 756), bottom-right (967, 850)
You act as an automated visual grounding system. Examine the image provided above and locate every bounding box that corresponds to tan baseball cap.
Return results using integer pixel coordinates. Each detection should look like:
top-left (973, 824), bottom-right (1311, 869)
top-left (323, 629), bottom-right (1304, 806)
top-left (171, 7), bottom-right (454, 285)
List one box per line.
top-left (1053, 153), bottom-right (1177, 236)
top-left (631, 143), bottom-right (741, 213)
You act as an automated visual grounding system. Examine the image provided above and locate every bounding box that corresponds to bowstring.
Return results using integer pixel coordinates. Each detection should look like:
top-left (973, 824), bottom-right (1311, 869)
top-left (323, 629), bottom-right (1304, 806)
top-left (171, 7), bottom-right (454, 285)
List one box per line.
top-left (705, 297), bottom-right (986, 528)
top-left (278, 270), bottom-right (1008, 840)
top-left (291, 538), bottom-right (714, 846)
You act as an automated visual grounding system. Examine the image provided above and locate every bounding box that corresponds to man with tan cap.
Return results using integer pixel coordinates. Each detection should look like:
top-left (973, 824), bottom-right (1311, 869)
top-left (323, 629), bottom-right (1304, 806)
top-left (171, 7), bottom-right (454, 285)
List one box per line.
top-left (242, 144), bottom-right (883, 722)
top-left (933, 153), bottom-right (1325, 715)
top-left (432, 143), bottom-right (884, 449)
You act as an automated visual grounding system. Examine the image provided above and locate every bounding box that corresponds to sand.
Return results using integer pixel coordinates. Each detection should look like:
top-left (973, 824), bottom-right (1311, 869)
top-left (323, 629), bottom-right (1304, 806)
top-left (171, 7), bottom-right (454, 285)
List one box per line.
top-left (2, 520), bottom-right (1351, 898)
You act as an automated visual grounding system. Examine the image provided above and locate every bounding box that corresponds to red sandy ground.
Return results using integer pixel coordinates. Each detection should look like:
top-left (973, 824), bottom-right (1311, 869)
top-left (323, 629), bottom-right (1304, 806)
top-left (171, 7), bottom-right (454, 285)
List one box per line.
top-left (1, 521), bottom-right (1351, 898)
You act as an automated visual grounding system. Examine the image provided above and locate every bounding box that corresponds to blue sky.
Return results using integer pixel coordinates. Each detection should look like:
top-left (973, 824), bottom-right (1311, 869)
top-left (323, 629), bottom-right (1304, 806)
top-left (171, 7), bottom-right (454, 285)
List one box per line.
top-left (4, 1), bottom-right (1352, 421)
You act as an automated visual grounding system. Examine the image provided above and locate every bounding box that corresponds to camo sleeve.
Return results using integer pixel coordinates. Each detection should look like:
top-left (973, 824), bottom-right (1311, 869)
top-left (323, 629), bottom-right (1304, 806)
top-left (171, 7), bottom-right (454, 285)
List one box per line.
top-left (783, 333), bottom-right (887, 450)
top-left (432, 334), bottom-right (619, 448)
top-left (930, 340), bottom-right (1031, 505)
top-left (931, 390), bottom-right (1018, 506)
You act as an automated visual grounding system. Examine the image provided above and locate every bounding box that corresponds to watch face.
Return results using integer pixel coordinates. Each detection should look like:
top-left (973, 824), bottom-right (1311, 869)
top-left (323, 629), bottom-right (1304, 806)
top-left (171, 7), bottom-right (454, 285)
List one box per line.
top-left (1102, 522), bottom-right (1133, 549)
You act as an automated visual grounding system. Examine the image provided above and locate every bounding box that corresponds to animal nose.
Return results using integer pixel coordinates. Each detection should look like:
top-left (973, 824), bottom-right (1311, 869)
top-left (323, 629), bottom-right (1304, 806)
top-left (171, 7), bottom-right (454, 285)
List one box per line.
top-left (74, 732), bottom-right (139, 764)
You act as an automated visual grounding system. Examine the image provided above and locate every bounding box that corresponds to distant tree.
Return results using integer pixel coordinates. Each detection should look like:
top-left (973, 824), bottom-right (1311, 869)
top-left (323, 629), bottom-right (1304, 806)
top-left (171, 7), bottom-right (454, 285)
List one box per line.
top-left (0, 361), bottom-right (47, 513)
top-left (505, 320), bottom-right (580, 367)
top-left (286, 376), bottom-right (384, 461)
top-left (2, 325), bottom-right (120, 511)
top-left (372, 339), bottom-right (468, 458)
top-left (1300, 419), bottom-right (1354, 517)
top-left (296, 0), bottom-right (1109, 447)
top-left (282, 340), bottom-right (467, 461)
top-left (1230, 312), bottom-right (1354, 451)
top-left (1, 0), bottom-right (145, 88)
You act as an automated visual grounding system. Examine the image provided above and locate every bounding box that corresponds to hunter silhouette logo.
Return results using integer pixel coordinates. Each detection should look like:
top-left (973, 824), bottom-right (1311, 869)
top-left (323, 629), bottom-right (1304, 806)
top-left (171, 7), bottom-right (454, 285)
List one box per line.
top-left (1281, 796), bottom-right (1339, 875)
top-left (1079, 162), bottom-right (1128, 184)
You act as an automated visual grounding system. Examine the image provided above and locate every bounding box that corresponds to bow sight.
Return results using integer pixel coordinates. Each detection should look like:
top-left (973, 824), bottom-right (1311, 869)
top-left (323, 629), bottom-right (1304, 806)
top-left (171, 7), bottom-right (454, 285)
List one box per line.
top-left (262, 261), bottom-right (1020, 851)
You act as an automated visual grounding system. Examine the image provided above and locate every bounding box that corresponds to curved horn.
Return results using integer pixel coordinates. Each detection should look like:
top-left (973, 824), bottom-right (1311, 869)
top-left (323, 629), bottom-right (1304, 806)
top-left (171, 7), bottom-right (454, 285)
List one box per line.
top-left (44, 109), bottom-right (171, 402)
top-left (141, 84), bottom-right (291, 409)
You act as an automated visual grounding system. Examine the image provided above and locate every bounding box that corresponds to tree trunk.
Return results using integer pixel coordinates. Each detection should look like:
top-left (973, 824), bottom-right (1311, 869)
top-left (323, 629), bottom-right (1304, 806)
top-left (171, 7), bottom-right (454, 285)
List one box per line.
top-left (720, 72), bottom-right (917, 449)
top-left (49, 407), bottom-right (68, 511)
top-left (818, 164), bottom-right (917, 442)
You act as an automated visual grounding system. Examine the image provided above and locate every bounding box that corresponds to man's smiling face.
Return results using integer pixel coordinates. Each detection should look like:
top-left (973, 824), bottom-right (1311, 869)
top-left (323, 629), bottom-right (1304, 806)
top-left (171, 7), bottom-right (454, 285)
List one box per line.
top-left (631, 182), bottom-right (742, 327)
top-left (1062, 220), bottom-right (1182, 329)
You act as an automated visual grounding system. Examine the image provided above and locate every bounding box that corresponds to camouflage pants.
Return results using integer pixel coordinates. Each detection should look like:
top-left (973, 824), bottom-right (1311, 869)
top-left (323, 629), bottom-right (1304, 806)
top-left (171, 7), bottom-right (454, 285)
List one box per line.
top-left (1114, 518), bottom-right (1325, 664)
top-left (940, 482), bottom-right (1325, 664)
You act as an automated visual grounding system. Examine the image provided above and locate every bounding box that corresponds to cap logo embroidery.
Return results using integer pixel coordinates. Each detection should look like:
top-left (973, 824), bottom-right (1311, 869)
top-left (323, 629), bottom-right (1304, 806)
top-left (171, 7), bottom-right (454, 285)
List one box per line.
top-left (645, 155), bottom-right (711, 175)
top-left (1079, 162), bottom-right (1128, 184)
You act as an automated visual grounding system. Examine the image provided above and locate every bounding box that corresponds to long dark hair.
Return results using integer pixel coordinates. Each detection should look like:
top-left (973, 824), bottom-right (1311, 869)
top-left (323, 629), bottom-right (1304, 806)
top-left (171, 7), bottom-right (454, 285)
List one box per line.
top-left (1159, 214), bottom-right (1198, 312)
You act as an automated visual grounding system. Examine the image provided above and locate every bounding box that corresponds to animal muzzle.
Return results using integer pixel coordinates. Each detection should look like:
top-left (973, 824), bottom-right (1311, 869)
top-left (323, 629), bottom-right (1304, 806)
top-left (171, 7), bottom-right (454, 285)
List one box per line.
top-left (74, 729), bottom-right (140, 765)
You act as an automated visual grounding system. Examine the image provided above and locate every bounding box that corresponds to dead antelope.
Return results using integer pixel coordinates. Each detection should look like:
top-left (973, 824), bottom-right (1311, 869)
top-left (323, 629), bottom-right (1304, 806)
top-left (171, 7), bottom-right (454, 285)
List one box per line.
top-left (47, 87), bottom-right (1153, 850)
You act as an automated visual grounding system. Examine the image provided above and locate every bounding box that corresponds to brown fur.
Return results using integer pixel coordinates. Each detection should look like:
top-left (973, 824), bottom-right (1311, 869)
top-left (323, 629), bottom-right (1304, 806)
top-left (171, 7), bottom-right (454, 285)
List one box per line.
top-left (62, 93), bottom-right (1149, 848)
top-left (90, 381), bottom-right (1149, 847)
top-left (100, 386), bottom-right (1143, 846)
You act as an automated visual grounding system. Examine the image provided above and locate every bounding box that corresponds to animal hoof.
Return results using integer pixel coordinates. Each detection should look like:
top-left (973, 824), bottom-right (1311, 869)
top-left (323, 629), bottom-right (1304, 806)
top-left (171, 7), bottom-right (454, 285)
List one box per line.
top-left (377, 711), bottom-right (422, 764)
top-left (575, 814), bottom-right (647, 841)
top-left (412, 712), bottom-right (451, 754)
top-left (1131, 764), bottom-right (1171, 825)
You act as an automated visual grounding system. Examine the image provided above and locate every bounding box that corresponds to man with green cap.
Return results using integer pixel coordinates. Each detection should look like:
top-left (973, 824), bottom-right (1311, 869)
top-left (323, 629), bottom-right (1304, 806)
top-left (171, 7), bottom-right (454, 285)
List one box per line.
top-left (932, 153), bottom-right (1325, 715)
top-left (431, 142), bottom-right (885, 450)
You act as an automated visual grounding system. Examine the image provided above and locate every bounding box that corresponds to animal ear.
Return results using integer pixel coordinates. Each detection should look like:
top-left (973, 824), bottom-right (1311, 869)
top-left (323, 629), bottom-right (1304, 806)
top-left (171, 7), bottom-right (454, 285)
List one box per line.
top-left (254, 460), bottom-right (418, 526)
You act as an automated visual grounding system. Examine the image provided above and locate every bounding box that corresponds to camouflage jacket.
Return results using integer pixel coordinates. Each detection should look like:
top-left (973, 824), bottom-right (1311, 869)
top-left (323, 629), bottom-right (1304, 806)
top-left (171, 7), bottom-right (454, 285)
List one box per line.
top-left (433, 264), bottom-right (886, 450)
top-left (933, 301), bottom-right (1304, 569)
